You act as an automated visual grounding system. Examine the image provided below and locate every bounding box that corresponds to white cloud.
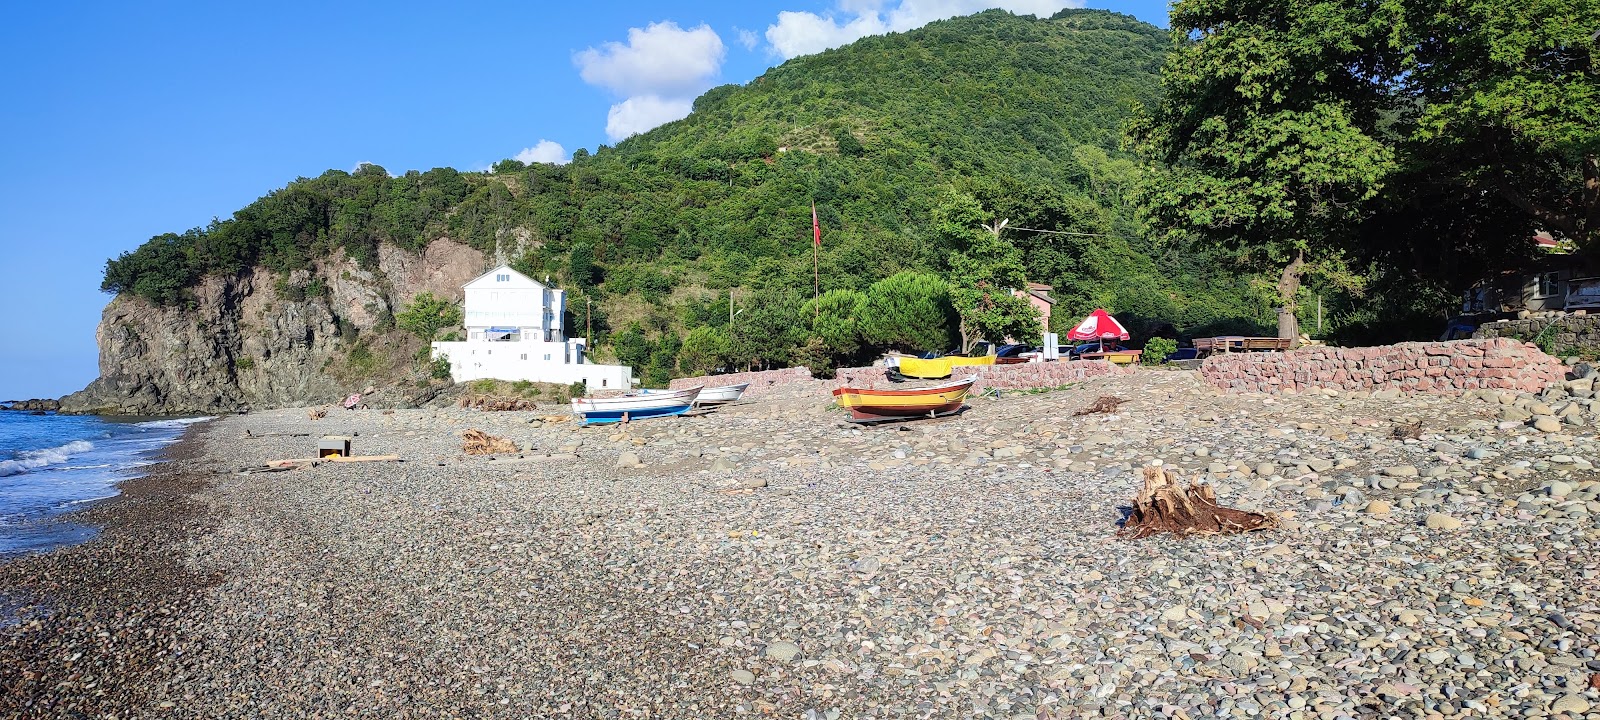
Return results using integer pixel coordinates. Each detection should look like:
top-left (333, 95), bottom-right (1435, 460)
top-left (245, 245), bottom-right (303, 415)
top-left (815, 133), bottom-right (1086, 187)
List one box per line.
top-left (513, 140), bottom-right (569, 165)
top-left (765, 0), bottom-right (1083, 59)
top-left (575, 21), bottom-right (726, 98)
top-left (735, 27), bottom-right (759, 51)
top-left (575, 21), bottom-right (728, 141)
top-left (605, 96), bottom-right (695, 141)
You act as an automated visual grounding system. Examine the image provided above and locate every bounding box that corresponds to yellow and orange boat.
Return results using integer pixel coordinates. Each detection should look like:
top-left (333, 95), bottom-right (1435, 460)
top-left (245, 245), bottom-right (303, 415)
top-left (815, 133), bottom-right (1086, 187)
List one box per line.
top-left (832, 376), bottom-right (976, 423)
top-left (890, 353), bottom-right (996, 380)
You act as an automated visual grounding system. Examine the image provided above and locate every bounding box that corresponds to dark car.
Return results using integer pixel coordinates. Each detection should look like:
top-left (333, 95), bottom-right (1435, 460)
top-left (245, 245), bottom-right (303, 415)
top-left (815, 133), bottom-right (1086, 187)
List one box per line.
top-left (995, 343), bottom-right (1034, 358)
top-left (1065, 342), bottom-right (1127, 359)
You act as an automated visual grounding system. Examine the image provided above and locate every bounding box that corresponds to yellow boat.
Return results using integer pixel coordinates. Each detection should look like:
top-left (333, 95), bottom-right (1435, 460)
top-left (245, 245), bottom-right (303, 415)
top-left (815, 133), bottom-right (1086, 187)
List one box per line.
top-left (833, 376), bottom-right (977, 422)
top-left (893, 354), bottom-right (996, 379)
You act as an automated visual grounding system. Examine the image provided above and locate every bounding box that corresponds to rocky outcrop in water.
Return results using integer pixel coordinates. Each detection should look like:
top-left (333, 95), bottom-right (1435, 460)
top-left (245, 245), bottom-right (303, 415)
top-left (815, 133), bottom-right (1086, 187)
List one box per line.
top-left (1, 399), bottom-right (61, 412)
top-left (60, 240), bottom-right (485, 415)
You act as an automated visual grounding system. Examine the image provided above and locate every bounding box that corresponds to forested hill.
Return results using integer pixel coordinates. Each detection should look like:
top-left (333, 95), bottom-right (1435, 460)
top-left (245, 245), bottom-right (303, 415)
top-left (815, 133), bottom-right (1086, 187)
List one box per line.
top-left (97, 9), bottom-right (1275, 386)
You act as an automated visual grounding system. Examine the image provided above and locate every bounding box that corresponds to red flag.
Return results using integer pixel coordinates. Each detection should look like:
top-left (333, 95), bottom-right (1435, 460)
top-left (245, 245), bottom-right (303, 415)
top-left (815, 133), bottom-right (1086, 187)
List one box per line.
top-left (811, 201), bottom-right (821, 248)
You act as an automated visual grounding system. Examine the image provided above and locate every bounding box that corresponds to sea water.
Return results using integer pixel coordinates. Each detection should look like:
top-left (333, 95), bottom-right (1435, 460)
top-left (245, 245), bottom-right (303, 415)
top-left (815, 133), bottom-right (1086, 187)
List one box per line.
top-left (0, 412), bottom-right (205, 556)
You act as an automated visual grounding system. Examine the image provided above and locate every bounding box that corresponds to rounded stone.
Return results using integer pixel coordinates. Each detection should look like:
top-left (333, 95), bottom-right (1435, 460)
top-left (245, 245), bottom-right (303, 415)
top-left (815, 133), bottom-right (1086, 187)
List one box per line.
top-left (1425, 513), bottom-right (1463, 530)
top-left (764, 641), bottom-right (802, 661)
top-left (1364, 500), bottom-right (1392, 515)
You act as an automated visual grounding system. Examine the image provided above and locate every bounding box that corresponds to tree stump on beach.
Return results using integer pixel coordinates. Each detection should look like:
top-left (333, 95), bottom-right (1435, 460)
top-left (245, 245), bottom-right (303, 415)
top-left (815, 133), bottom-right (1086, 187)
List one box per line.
top-left (1119, 467), bottom-right (1279, 539)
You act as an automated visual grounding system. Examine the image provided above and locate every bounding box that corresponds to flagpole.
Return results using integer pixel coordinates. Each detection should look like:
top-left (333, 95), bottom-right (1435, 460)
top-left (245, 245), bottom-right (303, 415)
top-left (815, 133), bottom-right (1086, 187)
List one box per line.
top-left (811, 201), bottom-right (820, 331)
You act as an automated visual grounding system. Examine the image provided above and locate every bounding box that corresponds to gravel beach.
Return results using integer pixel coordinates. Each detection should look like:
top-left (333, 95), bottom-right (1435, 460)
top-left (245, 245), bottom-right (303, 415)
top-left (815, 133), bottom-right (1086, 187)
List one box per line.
top-left (3, 369), bottom-right (1599, 719)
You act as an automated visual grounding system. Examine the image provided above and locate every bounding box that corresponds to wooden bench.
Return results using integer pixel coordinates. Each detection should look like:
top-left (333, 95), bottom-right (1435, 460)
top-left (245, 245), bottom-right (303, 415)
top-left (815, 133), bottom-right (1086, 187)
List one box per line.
top-left (1194, 337), bottom-right (1291, 357)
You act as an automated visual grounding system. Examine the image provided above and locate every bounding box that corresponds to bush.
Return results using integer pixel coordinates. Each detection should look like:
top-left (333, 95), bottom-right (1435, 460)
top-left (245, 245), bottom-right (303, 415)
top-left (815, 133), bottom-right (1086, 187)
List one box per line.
top-left (234, 356), bottom-right (256, 371)
top-left (398, 292), bottom-right (462, 340)
top-left (569, 381), bottom-right (587, 399)
top-left (1142, 337), bottom-right (1177, 365)
top-left (511, 380), bottom-right (540, 397)
top-left (470, 379), bottom-right (496, 393)
top-left (429, 354), bottom-right (452, 380)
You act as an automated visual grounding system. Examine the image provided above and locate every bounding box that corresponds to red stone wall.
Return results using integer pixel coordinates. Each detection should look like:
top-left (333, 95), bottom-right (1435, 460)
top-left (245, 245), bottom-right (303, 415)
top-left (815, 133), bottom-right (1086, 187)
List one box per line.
top-left (832, 360), bottom-right (1131, 393)
top-left (668, 367), bottom-right (814, 398)
top-left (1199, 339), bottom-right (1566, 395)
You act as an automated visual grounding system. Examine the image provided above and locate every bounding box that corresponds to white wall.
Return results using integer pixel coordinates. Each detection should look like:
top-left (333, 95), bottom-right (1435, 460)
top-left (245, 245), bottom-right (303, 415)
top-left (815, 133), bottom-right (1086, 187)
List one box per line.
top-left (431, 341), bottom-right (632, 391)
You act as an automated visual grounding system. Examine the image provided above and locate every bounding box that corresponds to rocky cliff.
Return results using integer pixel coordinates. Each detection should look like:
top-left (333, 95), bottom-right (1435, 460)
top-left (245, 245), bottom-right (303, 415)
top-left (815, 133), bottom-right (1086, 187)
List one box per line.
top-left (61, 240), bottom-right (485, 415)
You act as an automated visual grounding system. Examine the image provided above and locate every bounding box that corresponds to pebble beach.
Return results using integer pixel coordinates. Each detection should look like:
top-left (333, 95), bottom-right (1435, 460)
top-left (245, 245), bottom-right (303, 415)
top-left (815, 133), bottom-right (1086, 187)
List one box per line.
top-left (2, 369), bottom-right (1599, 719)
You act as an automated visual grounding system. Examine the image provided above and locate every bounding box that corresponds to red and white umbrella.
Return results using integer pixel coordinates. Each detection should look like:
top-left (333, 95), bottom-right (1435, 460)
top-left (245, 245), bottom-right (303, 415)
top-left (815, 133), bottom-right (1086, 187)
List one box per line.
top-left (1066, 308), bottom-right (1130, 342)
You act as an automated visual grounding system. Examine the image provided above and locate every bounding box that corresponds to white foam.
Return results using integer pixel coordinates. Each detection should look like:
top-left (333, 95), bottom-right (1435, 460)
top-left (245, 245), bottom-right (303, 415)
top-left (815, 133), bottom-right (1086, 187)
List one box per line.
top-left (0, 440), bottom-right (95, 477)
top-left (135, 416), bottom-right (213, 430)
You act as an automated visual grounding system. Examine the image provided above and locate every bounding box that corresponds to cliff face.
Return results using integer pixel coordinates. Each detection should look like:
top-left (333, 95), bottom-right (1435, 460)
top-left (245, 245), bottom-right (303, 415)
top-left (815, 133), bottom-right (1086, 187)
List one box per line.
top-left (61, 240), bottom-right (485, 415)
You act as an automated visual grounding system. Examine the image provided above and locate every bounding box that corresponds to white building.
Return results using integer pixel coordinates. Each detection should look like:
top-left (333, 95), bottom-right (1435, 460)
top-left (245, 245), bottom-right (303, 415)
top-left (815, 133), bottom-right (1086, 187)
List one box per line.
top-left (430, 265), bottom-right (633, 390)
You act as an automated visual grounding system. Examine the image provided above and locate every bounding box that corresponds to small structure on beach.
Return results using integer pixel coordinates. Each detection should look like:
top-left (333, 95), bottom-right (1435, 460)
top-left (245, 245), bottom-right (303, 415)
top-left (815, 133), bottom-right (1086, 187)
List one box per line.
top-left (429, 265), bottom-right (633, 390)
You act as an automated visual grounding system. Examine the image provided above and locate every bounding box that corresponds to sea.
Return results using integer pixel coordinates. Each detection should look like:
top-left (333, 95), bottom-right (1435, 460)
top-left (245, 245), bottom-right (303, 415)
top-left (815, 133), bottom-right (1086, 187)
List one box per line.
top-left (0, 411), bottom-right (206, 557)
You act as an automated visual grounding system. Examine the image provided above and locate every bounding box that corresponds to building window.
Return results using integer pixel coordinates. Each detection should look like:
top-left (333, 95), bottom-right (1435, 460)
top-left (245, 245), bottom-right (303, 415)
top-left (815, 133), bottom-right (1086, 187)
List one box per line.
top-left (496, 273), bottom-right (509, 282)
top-left (1537, 272), bottom-right (1560, 298)
top-left (602, 379), bottom-right (608, 387)
top-left (544, 354), bottom-right (551, 361)
top-left (520, 354), bottom-right (526, 360)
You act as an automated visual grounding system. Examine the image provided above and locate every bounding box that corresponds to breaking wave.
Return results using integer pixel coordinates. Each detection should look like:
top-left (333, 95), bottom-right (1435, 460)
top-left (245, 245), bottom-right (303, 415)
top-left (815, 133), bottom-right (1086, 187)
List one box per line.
top-left (0, 440), bottom-right (95, 478)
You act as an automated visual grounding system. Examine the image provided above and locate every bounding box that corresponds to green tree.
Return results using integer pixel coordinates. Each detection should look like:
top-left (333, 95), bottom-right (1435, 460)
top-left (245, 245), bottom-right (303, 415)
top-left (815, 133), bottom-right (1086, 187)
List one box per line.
top-left (858, 271), bottom-right (958, 353)
top-left (934, 191), bottom-right (1039, 352)
top-left (396, 292), bottom-right (461, 340)
top-left (677, 326), bottom-right (731, 376)
top-left (1406, 0), bottom-right (1600, 248)
top-left (612, 322), bottom-right (651, 369)
top-left (1127, 0), bottom-right (1402, 340)
top-left (801, 289), bottom-right (867, 363)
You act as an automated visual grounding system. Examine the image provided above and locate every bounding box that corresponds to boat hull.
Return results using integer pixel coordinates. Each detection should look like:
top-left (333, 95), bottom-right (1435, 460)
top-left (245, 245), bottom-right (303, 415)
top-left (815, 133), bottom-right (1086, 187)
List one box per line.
top-left (576, 404), bottom-right (694, 425)
top-left (643, 383), bottom-right (748, 406)
top-left (572, 387), bottom-right (700, 424)
top-left (894, 355), bottom-right (995, 379)
top-left (832, 377), bottom-right (976, 422)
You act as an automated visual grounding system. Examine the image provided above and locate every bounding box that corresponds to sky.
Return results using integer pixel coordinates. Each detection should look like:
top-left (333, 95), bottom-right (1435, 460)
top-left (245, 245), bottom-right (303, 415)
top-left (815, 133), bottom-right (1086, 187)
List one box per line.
top-left (0, 0), bottom-right (1170, 400)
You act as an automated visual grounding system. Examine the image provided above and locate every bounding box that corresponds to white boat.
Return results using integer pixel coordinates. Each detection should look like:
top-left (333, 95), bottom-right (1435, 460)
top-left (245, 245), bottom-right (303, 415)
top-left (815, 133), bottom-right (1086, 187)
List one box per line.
top-left (695, 383), bottom-right (749, 406)
top-left (571, 386), bottom-right (701, 425)
top-left (642, 382), bottom-right (748, 406)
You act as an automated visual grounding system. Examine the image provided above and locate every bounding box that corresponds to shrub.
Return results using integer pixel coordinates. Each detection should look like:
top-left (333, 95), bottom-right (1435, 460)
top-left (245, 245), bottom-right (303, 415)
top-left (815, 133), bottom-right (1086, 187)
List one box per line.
top-left (429, 354), bottom-right (452, 380)
top-left (511, 380), bottom-right (541, 397)
top-left (569, 381), bottom-right (587, 399)
top-left (470, 379), bottom-right (496, 393)
top-left (398, 292), bottom-right (462, 340)
top-left (1142, 337), bottom-right (1177, 365)
top-left (234, 356), bottom-right (256, 371)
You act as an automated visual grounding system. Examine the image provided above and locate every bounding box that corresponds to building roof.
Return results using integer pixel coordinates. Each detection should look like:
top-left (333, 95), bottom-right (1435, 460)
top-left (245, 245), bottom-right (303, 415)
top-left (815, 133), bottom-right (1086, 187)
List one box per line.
top-left (463, 264), bottom-right (547, 290)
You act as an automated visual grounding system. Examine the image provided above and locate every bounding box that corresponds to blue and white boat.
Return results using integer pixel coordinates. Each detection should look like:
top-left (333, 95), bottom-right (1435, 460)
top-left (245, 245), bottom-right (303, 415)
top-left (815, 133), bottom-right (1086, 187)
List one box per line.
top-left (571, 386), bottom-right (701, 426)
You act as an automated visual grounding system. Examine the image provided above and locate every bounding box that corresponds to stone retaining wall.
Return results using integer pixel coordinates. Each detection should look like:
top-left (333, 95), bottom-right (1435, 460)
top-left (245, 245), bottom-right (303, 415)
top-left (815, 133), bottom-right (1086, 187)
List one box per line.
top-left (833, 360), bottom-right (1131, 393)
top-left (1200, 338), bottom-right (1565, 395)
top-left (1473, 314), bottom-right (1600, 355)
top-left (670, 361), bottom-right (1133, 397)
top-left (668, 367), bottom-right (815, 397)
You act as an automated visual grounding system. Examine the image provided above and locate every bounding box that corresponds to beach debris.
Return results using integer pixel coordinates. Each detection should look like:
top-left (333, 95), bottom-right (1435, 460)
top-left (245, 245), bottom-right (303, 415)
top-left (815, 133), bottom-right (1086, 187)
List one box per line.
top-left (1392, 418), bottom-right (1423, 440)
top-left (459, 396), bottom-right (540, 411)
top-left (462, 429), bottom-right (518, 455)
top-left (1074, 396), bottom-right (1126, 416)
top-left (307, 408), bottom-right (327, 420)
top-left (1119, 466), bottom-right (1279, 539)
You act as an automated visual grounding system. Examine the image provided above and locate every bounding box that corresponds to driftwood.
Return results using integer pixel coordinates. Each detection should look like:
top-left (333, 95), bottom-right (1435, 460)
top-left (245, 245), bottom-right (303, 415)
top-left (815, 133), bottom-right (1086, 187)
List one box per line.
top-left (1392, 419), bottom-right (1423, 440)
top-left (458, 395), bottom-right (541, 412)
top-left (263, 455), bottom-right (402, 469)
top-left (1119, 467), bottom-right (1279, 539)
top-left (462, 429), bottom-right (518, 455)
top-left (1075, 396), bottom-right (1126, 416)
top-left (307, 408), bottom-right (328, 420)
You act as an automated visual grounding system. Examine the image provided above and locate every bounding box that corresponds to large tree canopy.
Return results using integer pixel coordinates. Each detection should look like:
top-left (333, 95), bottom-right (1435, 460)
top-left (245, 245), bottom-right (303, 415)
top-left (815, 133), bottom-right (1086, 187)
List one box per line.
top-left (1127, 0), bottom-right (1405, 339)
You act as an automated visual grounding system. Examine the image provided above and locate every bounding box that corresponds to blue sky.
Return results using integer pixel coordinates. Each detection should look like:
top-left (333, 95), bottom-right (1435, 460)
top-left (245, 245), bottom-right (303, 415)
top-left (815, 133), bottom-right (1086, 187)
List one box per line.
top-left (0, 0), bottom-right (1170, 400)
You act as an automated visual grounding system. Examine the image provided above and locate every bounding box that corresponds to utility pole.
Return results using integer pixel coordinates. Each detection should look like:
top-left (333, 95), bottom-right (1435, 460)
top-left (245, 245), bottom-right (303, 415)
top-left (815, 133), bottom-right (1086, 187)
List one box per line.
top-left (586, 297), bottom-right (592, 349)
top-left (729, 288), bottom-right (735, 327)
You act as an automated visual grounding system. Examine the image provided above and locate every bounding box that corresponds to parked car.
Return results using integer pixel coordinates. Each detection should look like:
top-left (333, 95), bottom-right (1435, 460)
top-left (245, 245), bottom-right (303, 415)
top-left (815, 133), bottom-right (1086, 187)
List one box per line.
top-left (1064, 342), bottom-right (1127, 359)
